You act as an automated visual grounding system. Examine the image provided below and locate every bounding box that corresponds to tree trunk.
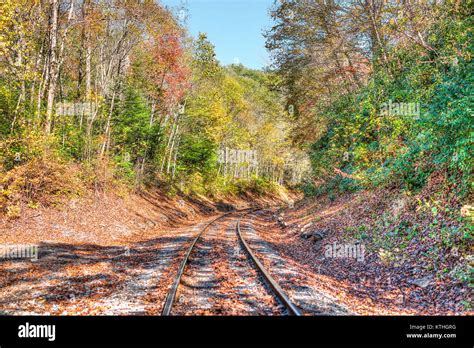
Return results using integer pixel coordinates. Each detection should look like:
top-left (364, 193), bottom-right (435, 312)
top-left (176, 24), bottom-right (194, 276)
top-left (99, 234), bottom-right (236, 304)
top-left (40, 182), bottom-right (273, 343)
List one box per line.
top-left (45, 0), bottom-right (75, 134)
top-left (45, 0), bottom-right (59, 134)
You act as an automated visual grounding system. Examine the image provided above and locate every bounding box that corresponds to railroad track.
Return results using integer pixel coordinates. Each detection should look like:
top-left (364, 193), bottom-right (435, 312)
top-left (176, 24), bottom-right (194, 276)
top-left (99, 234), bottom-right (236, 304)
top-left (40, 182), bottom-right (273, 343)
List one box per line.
top-left (161, 208), bottom-right (302, 316)
top-left (236, 209), bottom-right (302, 316)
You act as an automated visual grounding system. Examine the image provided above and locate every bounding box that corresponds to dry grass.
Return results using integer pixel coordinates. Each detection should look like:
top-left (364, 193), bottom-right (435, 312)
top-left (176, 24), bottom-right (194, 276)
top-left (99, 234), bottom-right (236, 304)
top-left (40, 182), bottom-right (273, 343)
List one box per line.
top-left (0, 158), bottom-right (84, 219)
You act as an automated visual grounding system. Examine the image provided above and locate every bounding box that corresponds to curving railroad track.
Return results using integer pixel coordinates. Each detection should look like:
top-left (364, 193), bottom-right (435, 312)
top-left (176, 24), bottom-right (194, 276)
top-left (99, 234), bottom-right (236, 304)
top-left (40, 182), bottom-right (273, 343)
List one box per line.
top-left (161, 208), bottom-right (302, 316)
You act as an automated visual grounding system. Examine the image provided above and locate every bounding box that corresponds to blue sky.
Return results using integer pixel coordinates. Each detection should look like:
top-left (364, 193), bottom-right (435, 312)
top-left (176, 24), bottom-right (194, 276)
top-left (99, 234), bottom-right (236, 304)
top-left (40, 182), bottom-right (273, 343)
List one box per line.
top-left (161, 0), bottom-right (275, 70)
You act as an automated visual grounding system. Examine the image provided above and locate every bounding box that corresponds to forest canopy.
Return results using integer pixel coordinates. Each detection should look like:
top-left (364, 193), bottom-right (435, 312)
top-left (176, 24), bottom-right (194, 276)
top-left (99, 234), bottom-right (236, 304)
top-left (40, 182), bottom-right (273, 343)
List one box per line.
top-left (0, 0), bottom-right (308, 204)
top-left (265, 0), bottom-right (473, 197)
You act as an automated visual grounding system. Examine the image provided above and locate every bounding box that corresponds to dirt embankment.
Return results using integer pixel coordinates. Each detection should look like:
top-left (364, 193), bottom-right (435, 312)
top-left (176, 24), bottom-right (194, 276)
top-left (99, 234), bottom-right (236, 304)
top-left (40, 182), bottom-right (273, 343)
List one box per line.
top-left (0, 185), bottom-right (294, 315)
top-left (0, 187), bottom-right (292, 246)
top-left (271, 185), bottom-right (472, 315)
top-left (0, 157), bottom-right (298, 246)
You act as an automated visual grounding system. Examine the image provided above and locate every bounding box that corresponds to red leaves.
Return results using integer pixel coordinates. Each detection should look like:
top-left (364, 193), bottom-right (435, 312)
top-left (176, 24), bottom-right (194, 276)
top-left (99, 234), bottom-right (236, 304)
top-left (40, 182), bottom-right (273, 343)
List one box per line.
top-left (146, 31), bottom-right (191, 108)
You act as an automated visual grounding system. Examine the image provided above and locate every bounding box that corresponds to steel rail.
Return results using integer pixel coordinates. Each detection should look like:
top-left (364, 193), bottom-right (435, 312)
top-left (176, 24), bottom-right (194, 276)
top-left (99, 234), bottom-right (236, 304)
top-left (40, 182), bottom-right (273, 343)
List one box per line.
top-left (236, 209), bottom-right (303, 316)
top-left (161, 208), bottom-right (252, 316)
